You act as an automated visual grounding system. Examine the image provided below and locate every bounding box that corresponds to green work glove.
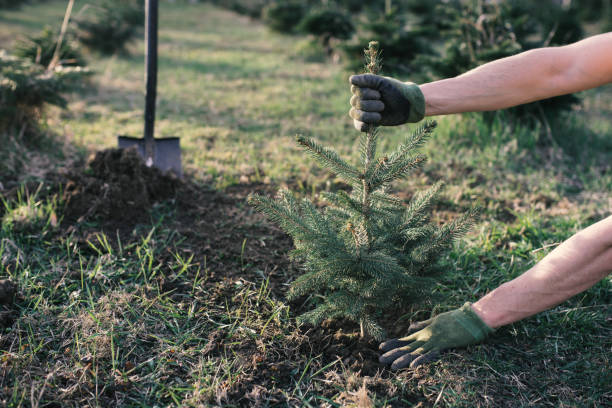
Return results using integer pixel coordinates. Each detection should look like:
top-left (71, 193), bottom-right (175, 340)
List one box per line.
top-left (379, 303), bottom-right (494, 369)
top-left (349, 74), bottom-right (425, 132)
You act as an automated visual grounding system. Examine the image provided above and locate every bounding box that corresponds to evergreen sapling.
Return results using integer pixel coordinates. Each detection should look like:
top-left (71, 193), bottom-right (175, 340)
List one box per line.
top-left (249, 42), bottom-right (476, 340)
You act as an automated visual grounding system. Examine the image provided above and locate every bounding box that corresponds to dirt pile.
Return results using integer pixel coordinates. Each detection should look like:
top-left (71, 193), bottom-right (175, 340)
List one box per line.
top-left (61, 148), bottom-right (179, 225)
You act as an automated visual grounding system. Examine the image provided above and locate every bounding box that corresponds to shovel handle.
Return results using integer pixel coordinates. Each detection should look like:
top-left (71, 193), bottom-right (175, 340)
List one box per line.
top-left (144, 0), bottom-right (158, 160)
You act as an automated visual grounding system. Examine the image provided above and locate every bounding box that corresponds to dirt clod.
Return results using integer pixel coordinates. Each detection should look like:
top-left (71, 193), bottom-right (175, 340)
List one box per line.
top-left (0, 279), bottom-right (18, 328)
top-left (0, 279), bottom-right (17, 306)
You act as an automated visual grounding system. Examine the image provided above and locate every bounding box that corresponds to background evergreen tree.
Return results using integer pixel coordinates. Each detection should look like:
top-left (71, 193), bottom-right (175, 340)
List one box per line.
top-left (298, 8), bottom-right (355, 56)
top-left (342, 8), bottom-right (433, 77)
top-left (14, 26), bottom-right (84, 68)
top-left (0, 51), bottom-right (89, 129)
top-left (262, 1), bottom-right (307, 34)
top-left (421, 0), bottom-right (583, 132)
top-left (249, 42), bottom-right (475, 340)
top-left (75, 0), bottom-right (144, 55)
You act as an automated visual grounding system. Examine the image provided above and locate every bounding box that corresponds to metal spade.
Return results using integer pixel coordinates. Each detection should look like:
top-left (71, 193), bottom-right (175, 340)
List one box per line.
top-left (118, 0), bottom-right (182, 177)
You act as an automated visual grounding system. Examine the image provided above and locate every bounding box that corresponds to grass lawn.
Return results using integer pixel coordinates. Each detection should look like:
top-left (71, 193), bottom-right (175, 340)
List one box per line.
top-left (0, 1), bottom-right (611, 406)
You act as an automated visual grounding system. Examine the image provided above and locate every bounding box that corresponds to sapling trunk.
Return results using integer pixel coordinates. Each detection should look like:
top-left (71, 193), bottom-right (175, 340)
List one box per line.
top-left (360, 41), bottom-right (381, 253)
top-left (358, 41), bottom-right (382, 338)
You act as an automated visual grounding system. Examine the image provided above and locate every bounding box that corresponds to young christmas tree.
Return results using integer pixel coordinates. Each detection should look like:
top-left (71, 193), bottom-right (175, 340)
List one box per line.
top-left (249, 42), bottom-right (476, 340)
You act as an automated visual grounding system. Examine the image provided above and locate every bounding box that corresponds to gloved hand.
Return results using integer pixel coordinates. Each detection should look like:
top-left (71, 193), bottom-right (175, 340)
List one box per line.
top-left (379, 303), bottom-right (494, 369)
top-left (349, 74), bottom-right (425, 132)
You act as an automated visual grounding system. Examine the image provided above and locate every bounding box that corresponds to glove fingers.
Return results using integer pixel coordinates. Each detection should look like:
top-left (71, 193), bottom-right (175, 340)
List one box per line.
top-left (349, 108), bottom-right (381, 124)
top-left (407, 318), bottom-right (432, 334)
top-left (379, 340), bottom-right (425, 365)
top-left (409, 351), bottom-right (440, 368)
top-left (350, 85), bottom-right (381, 100)
top-left (379, 318), bottom-right (433, 352)
top-left (390, 352), bottom-right (419, 370)
top-left (351, 97), bottom-right (385, 112)
top-left (350, 73), bottom-right (382, 89)
top-left (390, 344), bottom-right (436, 370)
top-left (378, 347), bottom-right (409, 365)
top-left (379, 338), bottom-right (411, 352)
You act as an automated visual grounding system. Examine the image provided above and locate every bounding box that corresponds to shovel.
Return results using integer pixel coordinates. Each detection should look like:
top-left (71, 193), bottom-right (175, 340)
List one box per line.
top-left (118, 0), bottom-right (182, 177)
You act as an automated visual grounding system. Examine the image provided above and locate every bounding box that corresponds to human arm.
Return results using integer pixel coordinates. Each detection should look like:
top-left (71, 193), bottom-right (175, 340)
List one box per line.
top-left (350, 32), bottom-right (612, 128)
top-left (380, 215), bottom-right (612, 369)
top-left (472, 214), bottom-right (612, 328)
top-left (422, 32), bottom-right (612, 116)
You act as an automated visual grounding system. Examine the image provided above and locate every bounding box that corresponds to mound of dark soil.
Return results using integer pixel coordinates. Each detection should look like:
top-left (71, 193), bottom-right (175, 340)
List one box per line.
top-left (61, 148), bottom-right (179, 226)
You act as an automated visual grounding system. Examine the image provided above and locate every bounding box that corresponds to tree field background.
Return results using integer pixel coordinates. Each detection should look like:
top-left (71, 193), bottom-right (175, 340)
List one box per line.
top-left (0, 1), bottom-right (610, 406)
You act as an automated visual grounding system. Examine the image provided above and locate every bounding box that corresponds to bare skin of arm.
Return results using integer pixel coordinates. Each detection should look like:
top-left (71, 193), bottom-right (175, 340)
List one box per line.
top-left (472, 215), bottom-right (612, 328)
top-left (419, 33), bottom-right (612, 327)
top-left (421, 32), bottom-right (612, 116)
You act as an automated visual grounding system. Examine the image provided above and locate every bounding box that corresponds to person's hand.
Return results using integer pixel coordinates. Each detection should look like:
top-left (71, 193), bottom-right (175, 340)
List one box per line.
top-left (349, 74), bottom-right (425, 132)
top-left (379, 303), bottom-right (494, 369)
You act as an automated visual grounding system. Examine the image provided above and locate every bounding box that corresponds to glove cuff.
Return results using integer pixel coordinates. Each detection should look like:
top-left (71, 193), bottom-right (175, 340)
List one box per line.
top-left (399, 81), bottom-right (425, 123)
top-left (456, 302), bottom-right (495, 342)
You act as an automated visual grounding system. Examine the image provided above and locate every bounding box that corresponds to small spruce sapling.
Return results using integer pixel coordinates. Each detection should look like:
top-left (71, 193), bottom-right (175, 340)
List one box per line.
top-left (249, 42), bottom-right (476, 340)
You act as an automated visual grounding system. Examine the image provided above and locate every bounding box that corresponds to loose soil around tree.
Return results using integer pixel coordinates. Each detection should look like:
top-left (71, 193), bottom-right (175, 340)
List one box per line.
top-left (3, 148), bottom-right (428, 406)
top-left (1, 147), bottom-right (610, 406)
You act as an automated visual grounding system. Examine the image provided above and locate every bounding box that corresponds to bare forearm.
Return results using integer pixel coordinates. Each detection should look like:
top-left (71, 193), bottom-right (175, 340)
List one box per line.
top-left (420, 48), bottom-right (571, 116)
top-left (421, 33), bottom-right (612, 116)
top-left (472, 215), bottom-right (612, 328)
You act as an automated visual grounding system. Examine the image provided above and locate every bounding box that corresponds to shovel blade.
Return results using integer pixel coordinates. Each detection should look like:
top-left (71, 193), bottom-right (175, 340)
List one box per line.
top-left (118, 136), bottom-right (182, 177)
